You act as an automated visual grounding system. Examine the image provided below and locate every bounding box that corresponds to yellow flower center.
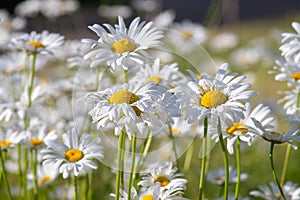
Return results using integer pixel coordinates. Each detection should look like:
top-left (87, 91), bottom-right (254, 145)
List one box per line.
top-left (31, 138), bottom-right (44, 147)
top-left (109, 90), bottom-right (139, 104)
top-left (200, 90), bottom-right (227, 108)
top-left (172, 128), bottom-right (180, 135)
top-left (196, 74), bottom-right (202, 79)
top-left (214, 176), bottom-right (224, 182)
top-left (226, 122), bottom-right (248, 136)
top-left (65, 149), bottom-right (84, 162)
top-left (146, 76), bottom-right (162, 85)
top-left (27, 41), bottom-right (46, 49)
top-left (181, 30), bottom-right (193, 39)
top-left (111, 39), bottom-right (136, 54)
top-left (142, 194), bottom-right (154, 200)
top-left (291, 72), bottom-right (300, 80)
top-left (39, 175), bottom-right (51, 186)
top-left (154, 176), bottom-right (170, 187)
top-left (0, 141), bottom-right (12, 147)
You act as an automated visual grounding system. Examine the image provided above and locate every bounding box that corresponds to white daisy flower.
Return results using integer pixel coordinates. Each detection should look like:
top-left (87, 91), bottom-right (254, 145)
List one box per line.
top-left (27, 124), bottom-right (58, 149)
top-left (83, 81), bottom-right (164, 138)
top-left (138, 162), bottom-right (187, 190)
top-left (27, 163), bottom-right (58, 188)
top-left (250, 181), bottom-right (300, 200)
top-left (280, 22), bottom-right (300, 63)
top-left (130, 58), bottom-right (184, 89)
top-left (82, 16), bottom-right (163, 72)
top-left (97, 5), bottom-right (132, 19)
top-left (0, 129), bottom-right (23, 150)
top-left (278, 88), bottom-right (300, 114)
top-left (251, 118), bottom-right (300, 149)
top-left (209, 32), bottom-right (239, 53)
top-left (270, 57), bottom-right (300, 87)
top-left (41, 128), bottom-right (103, 179)
top-left (169, 20), bottom-right (207, 53)
top-left (10, 30), bottom-right (64, 55)
top-left (40, 0), bottom-right (80, 19)
top-left (173, 63), bottom-right (257, 127)
top-left (224, 103), bottom-right (276, 154)
top-left (153, 10), bottom-right (175, 28)
top-left (206, 166), bottom-right (248, 185)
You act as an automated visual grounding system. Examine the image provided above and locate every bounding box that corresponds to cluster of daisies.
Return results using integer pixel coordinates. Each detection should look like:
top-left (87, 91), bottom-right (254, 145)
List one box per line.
top-left (1, 1), bottom-right (300, 199)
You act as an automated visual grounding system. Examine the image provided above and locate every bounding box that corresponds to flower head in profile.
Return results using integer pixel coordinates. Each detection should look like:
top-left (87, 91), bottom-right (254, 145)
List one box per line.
top-left (82, 16), bottom-right (163, 72)
top-left (27, 163), bottom-right (58, 188)
top-left (138, 162), bottom-right (187, 191)
top-left (41, 128), bottom-right (103, 179)
top-left (250, 181), bottom-right (300, 200)
top-left (0, 129), bottom-right (22, 150)
top-left (10, 30), bottom-right (64, 55)
top-left (251, 118), bottom-right (300, 148)
top-left (173, 63), bottom-right (257, 127)
top-left (224, 103), bottom-right (275, 154)
top-left (278, 88), bottom-right (300, 114)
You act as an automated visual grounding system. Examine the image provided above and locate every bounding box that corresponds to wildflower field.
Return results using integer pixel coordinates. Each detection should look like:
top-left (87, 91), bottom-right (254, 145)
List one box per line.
top-left (1, 0), bottom-right (300, 199)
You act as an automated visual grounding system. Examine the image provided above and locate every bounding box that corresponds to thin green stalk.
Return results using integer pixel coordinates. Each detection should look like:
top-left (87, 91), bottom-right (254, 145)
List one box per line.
top-left (127, 133), bottom-right (137, 200)
top-left (217, 117), bottom-right (229, 200)
top-left (74, 175), bottom-right (78, 200)
top-left (17, 144), bottom-right (24, 199)
top-left (115, 129), bottom-right (125, 200)
top-left (234, 137), bottom-right (241, 200)
top-left (0, 148), bottom-right (12, 200)
top-left (28, 52), bottom-right (37, 107)
top-left (281, 91), bottom-right (300, 186)
top-left (31, 148), bottom-right (38, 199)
top-left (168, 123), bottom-right (180, 169)
top-left (270, 142), bottom-right (286, 200)
top-left (199, 117), bottom-right (208, 200)
top-left (183, 139), bottom-right (195, 174)
top-left (87, 170), bottom-right (93, 200)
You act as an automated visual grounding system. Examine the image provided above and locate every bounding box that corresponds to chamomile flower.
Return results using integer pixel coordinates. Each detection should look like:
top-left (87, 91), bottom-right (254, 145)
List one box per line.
top-left (0, 129), bottom-right (22, 150)
top-left (224, 103), bottom-right (275, 154)
top-left (130, 58), bottom-right (184, 89)
top-left (27, 163), bottom-right (58, 188)
top-left (280, 22), bottom-right (300, 63)
top-left (27, 124), bottom-right (57, 149)
top-left (250, 181), bottom-right (300, 200)
top-left (41, 128), bottom-right (103, 179)
top-left (206, 166), bottom-right (248, 185)
top-left (83, 81), bottom-right (163, 138)
top-left (10, 30), bottom-right (64, 55)
top-left (270, 57), bottom-right (300, 87)
top-left (169, 20), bottom-right (207, 53)
top-left (173, 63), bottom-right (257, 127)
top-left (251, 118), bottom-right (300, 148)
top-left (138, 162), bottom-right (187, 190)
top-left (209, 32), bottom-right (239, 53)
top-left (153, 10), bottom-right (175, 28)
top-left (278, 88), bottom-right (300, 114)
top-left (82, 16), bottom-right (163, 72)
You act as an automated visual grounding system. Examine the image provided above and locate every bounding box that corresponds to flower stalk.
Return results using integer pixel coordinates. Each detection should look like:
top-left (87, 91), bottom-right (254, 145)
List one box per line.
top-left (199, 117), bottom-right (208, 200)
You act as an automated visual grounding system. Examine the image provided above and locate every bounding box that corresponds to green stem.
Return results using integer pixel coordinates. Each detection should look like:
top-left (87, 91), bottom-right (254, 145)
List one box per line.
top-left (234, 137), bottom-right (241, 200)
top-left (127, 133), bottom-right (137, 200)
top-left (87, 170), bottom-right (93, 200)
top-left (270, 142), bottom-right (286, 200)
top-left (0, 149), bottom-right (12, 200)
top-left (28, 52), bottom-right (37, 107)
top-left (199, 117), bottom-right (208, 200)
top-left (74, 175), bottom-right (78, 200)
top-left (183, 139), bottom-right (195, 174)
top-left (31, 148), bottom-right (38, 199)
top-left (168, 123), bottom-right (180, 169)
top-left (115, 129), bottom-right (126, 200)
top-left (17, 144), bottom-right (24, 199)
top-left (280, 144), bottom-right (291, 187)
top-left (217, 117), bottom-right (229, 200)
